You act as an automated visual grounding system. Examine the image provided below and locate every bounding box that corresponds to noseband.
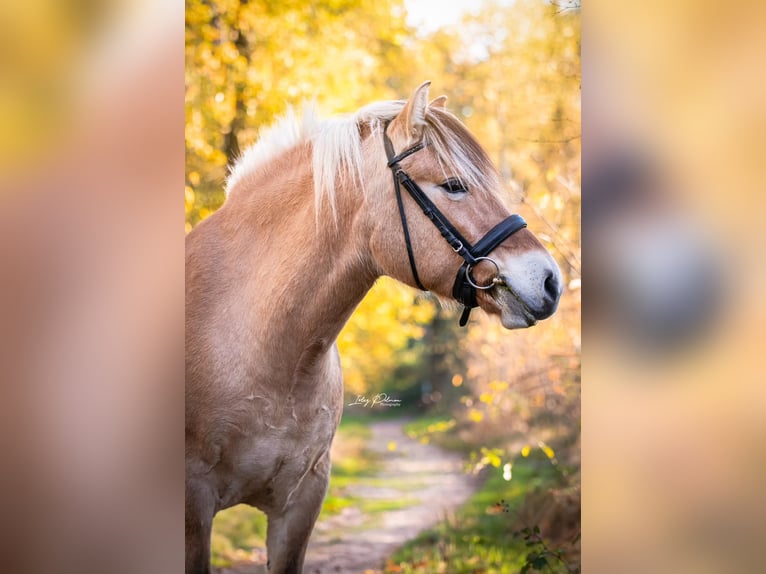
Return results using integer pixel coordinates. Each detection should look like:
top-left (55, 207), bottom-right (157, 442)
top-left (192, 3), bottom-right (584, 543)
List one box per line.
top-left (382, 127), bottom-right (528, 326)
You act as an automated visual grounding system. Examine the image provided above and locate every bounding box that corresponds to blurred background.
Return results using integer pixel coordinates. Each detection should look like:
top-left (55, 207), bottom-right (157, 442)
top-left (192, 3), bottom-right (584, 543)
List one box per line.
top-left (0, 1), bottom-right (184, 574)
top-left (584, 1), bottom-right (766, 572)
top-left (186, 0), bottom-right (580, 571)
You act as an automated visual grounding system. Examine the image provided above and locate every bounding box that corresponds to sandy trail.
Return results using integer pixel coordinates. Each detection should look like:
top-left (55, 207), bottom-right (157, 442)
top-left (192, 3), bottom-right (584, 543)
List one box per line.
top-left (222, 418), bottom-right (477, 574)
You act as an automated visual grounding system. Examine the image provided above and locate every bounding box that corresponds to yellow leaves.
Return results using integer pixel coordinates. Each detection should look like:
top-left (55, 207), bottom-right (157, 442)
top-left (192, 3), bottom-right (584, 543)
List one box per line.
top-left (468, 409), bottom-right (484, 423)
top-left (405, 418), bottom-right (454, 445)
top-left (469, 380), bottom-right (511, 421)
top-left (209, 149), bottom-right (227, 166)
top-left (520, 442), bottom-right (557, 463)
top-left (409, 299), bottom-right (436, 324)
top-left (538, 441), bottom-right (556, 462)
top-left (488, 380), bottom-right (509, 393)
top-left (185, 185), bottom-right (199, 229)
top-left (471, 447), bottom-right (505, 474)
top-left (337, 278), bottom-right (435, 396)
top-left (521, 445), bottom-right (531, 457)
top-left (220, 41), bottom-right (240, 64)
top-left (426, 419), bottom-right (455, 434)
top-left (481, 447), bottom-right (502, 468)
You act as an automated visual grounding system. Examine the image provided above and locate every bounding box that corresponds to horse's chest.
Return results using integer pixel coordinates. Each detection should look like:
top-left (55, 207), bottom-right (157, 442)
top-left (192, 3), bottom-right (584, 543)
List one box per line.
top-left (215, 357), bottom-right (343, 510)
top-left (217, 401), bottom-right (339, 511)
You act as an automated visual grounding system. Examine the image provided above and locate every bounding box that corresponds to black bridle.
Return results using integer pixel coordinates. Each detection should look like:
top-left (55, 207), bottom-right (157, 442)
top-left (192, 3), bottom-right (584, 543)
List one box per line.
top-left (382, 127), bottom-right (528, 326)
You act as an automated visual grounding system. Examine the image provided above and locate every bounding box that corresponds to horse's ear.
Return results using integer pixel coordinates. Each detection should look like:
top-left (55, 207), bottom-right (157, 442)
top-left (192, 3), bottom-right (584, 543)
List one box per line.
top-left (429, 95), bottom-right (448, 110)
top-left (393, 81), bottom-right (431, 143)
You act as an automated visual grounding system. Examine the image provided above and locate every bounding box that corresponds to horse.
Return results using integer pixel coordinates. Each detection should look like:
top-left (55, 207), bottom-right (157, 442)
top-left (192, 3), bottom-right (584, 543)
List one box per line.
top-left (185, 82), bottom-right (563, 574)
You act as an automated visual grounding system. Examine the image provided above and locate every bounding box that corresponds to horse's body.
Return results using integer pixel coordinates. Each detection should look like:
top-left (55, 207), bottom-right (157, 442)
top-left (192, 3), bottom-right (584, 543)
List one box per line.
top-left (186, 83), bottom-right (562, 573)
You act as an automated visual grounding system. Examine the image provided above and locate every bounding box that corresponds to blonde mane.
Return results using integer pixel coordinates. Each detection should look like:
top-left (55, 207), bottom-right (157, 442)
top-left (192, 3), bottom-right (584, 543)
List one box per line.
top-left (226, 99), bottom-right (499, 219)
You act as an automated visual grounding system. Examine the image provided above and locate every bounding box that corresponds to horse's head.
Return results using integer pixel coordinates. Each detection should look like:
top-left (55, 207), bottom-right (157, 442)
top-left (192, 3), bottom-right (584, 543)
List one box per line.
top-left (364, 82), bottom-right (562, 328)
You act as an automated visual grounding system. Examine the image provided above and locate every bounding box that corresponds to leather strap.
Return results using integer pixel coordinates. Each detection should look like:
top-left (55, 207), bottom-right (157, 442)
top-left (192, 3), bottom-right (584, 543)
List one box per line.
top-left (383, 132), bottom-right (426, 290)
top-left (472, 215), bottom-right (527, 256)
top-left (386, 142), bottom-right (425, 166)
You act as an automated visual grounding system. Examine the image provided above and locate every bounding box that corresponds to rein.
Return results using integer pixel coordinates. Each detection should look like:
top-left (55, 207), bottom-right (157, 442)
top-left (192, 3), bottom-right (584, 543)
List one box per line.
top-left (382, 126), bottom-right (528, 326)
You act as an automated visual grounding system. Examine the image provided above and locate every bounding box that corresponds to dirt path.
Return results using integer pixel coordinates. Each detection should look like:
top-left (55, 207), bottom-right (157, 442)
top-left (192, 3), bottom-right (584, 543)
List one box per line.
top-left (304, 419), bottom-right (477, 573)
top-left (223, 418), bottom-right (477, 574)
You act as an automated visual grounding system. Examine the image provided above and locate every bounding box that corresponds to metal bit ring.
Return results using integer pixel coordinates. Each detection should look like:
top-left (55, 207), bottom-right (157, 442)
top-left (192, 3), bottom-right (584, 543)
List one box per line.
top-left (465, 257), bottom-right (502, 290)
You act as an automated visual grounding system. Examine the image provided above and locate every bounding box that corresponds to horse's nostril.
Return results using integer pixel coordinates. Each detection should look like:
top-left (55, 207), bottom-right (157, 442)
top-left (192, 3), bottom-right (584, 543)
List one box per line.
top-left (544, 271), bottom-right (560, 301)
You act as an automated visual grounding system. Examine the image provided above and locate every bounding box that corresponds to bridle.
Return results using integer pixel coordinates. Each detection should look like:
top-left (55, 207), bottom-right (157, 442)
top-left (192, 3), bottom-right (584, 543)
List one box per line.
top-left (382, 126), bottom-right (528, 326)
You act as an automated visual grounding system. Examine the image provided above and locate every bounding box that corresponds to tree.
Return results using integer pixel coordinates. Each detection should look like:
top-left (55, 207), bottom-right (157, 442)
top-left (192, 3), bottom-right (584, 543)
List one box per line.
top-left (185, 0), bottom-right (412, 229)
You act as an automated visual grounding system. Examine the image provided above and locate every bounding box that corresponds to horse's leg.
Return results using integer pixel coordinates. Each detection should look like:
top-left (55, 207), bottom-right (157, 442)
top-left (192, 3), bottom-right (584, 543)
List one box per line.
top-left (265, 456), bottom-right (330, 574)
top-left (186, 478), bottom-right (216, 574)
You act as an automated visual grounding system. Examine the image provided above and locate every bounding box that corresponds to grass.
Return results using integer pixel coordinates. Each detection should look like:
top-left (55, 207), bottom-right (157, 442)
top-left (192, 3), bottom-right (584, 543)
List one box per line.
top-left (404, 412), bottom-right (480, 453)
top-left (404, 413), bottom-right (456, 443)
top-left (384, 456), bottom-right (570, 574)
top-left (210, 504), bottom-right (267, 568)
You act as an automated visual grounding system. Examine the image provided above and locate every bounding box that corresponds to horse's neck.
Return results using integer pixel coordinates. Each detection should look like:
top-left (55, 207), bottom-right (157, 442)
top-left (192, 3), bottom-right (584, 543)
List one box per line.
top-left (216, 150), bottom-right (376, 369)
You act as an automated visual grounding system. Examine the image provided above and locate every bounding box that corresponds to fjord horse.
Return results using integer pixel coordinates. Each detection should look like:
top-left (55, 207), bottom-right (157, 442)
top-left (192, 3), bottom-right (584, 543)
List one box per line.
top-left (186, 82), bottom-right (562, 573)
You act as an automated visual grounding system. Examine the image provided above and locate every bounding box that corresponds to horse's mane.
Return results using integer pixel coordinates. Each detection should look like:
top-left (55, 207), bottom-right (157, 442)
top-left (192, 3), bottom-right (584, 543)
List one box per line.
top-left (226, 99), bottom-right (499, 219)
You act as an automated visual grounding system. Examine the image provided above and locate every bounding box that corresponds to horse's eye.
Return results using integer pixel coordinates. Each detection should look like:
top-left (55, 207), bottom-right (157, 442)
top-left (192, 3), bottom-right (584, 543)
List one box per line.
top-left (439, 178), bottom-right (467, 194)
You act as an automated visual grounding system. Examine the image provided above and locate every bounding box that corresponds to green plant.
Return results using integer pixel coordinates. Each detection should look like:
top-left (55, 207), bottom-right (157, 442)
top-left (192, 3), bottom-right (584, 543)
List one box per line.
top-left (514, 526), bottom-right (580, 574)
